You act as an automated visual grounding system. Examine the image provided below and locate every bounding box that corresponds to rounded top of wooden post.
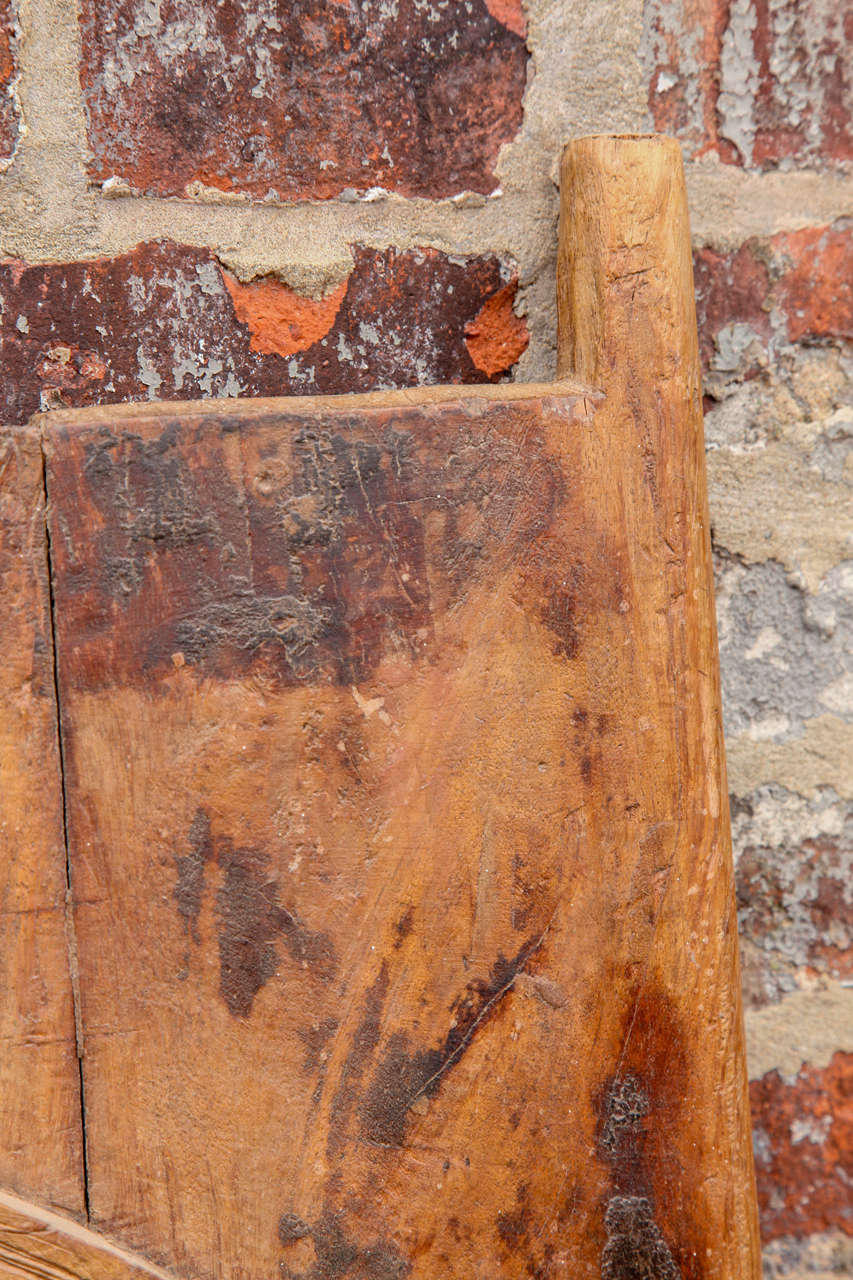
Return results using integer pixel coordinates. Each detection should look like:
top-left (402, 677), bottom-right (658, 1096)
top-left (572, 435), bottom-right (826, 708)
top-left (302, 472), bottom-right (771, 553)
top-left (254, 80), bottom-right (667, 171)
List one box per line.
top-left (560, 132), bottom-right (683, 177)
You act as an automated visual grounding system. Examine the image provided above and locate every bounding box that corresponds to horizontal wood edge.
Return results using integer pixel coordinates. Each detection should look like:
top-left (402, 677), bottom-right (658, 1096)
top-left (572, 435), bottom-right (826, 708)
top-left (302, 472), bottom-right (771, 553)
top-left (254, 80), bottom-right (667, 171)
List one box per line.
top-left (24, 378), bottom-right (598, 436)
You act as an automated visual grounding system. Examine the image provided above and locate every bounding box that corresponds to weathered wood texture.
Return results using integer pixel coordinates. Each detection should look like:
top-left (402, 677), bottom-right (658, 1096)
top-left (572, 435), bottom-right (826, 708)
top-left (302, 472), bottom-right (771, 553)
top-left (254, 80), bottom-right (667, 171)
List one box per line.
top-left (0, 134), bottom-right (759, 1280)
top-left (0, 428), bottom-right (83, 1216)
top-left (557, 133), bottom-right (762, 1278)
top-left (0, 1188), bottom-right (175, 1280)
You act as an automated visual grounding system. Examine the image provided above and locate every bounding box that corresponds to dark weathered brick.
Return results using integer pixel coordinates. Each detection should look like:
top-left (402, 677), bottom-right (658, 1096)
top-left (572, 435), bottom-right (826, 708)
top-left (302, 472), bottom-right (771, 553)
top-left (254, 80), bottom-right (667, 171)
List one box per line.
top-left (694, 221), bottom-right (853, 375)
top-left (644, 0), bottom-right (852, 169)
top-left (0, 242), bottom-right (528, 425)
top-left (78, 0), bottom-right (528, 200)
top-left (0, 0), bottom-right (20, 163)
top-left (751, 1053), bottom-right (853, 1241)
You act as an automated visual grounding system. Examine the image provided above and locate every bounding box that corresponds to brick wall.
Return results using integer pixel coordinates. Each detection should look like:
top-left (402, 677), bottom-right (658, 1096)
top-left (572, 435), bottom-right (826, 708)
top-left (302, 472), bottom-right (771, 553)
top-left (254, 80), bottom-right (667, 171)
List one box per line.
top-left (1, 0), bottom-right (851, 1273)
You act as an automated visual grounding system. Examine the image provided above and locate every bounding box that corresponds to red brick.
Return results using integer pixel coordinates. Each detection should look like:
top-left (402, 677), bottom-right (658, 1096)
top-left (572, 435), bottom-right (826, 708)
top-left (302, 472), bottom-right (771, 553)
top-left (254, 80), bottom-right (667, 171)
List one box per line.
top-left (464, 279), bottom-right (529, 376)
top-left (0, 0), bottom-right (20, 163)
top-left (78, 0), bottom-right (527, 200)
top-left (0, 243), bottom-right (527, 426)
top-left (750, 1053), bottom-right (853, 1241)
top-left (693, 220), bottom-right (853, 374)
top-left (775, 226), bottom-right (853, 344)
top-left (644, 0), bottom-right (852, 169)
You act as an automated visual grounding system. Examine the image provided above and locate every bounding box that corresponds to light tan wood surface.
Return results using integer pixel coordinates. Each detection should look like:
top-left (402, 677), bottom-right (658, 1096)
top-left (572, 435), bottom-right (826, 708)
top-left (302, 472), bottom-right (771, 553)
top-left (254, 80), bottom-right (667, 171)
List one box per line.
top-left (0, 1189), bottom-right (174, 1280)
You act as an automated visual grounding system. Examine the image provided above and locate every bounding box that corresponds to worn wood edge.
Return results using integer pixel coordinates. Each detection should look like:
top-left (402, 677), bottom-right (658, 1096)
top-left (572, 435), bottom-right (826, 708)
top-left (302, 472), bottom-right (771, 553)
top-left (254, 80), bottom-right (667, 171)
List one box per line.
top-left (557, 132), bottom-right (688, 386)
top-left (0, 1190), bottom-right (181, 1280)
top-left (556, 129), bottom-right (763, 1277)
top-left (28, 378), bottom-right (597, 435)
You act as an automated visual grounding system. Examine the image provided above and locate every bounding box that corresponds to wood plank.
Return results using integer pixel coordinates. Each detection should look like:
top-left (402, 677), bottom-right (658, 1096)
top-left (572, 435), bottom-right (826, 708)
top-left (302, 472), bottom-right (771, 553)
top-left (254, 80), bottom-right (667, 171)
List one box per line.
top-left (0, 428), bottom-right (83, 1215)
top-left (557, 133), bottom-right (762, 1279)
top-left (0, 1188), bottom-right (174, 1280)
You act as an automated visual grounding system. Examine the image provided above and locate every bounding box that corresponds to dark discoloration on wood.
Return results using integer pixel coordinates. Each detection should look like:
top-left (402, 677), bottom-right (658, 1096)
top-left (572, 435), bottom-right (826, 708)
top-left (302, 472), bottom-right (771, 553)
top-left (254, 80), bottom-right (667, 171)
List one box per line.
top-left (495, 1184), bottom-right (531, 1249)
top-left (216, 838), bottom-right (338, 1017)
top-left (44, 400), bottom-right (566, 693)
top-left (593, 986), bottom-right (704, 1277)
top-left (598, 1073), bottom-right (651, 1191)
top-left (174, 808), bottom-right (336, 1017)
top-left (173, 809), bottom-right (214, 943)
top-left (602, 1197), bottom-right (681, 1280)
top-left (359, 941), bottom-right (543, 1148)
top-left (278, 1212), bottom-right (410, 1280)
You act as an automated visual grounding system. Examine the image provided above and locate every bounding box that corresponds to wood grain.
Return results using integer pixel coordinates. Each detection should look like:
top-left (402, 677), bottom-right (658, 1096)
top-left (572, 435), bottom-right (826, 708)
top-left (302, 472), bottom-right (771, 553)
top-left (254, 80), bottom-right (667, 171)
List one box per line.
top-left (0, 134), bottom-right (760, 1280)
top-left (0, 1188), bottom-right (174, 1280)
top-left (557, 133), bottom-right (762, 1279)
top-left (0, 428), bottom-right (83, 1216)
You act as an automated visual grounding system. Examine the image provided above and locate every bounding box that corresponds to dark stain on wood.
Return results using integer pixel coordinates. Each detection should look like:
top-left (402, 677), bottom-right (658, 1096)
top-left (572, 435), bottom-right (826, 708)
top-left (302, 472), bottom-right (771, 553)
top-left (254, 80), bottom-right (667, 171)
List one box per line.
top-left (279, 1211), bottom-right (410, 1280)
top-left (279, 1214), bottom-right (312, 1244)
top-left (173, 809), bottom-right (214, 944)
top-left (496, 1183), bottom-right (531, 1248)
top-left (595, 986), bottom-right (700, 1277)
top-left (173, 809), bottom-right (337, 1017)
top-left (360, 942), bottom-right (539, 1148)
top-left (326, 963), bottom-right (390, 1155)
top-left (46, 403), bottom-right (568, 693)
top-left (598, 1072), bottom-right (651, 1196)
top-left (602, 1196), bottom-right (681, 1280)
top-left (539, 569), bottom-right (584, 660)
top-left (393, 906), bottom-right (415, 948)
top-left (298, 1018), bottom-right (339, 1073)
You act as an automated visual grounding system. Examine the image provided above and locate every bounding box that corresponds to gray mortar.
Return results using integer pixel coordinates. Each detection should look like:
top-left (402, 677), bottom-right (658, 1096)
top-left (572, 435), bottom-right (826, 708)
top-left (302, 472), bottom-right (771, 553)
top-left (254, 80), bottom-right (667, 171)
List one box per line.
top-left (716, 556), bottom-right (853, 742)
top-left (761, 1231), bottom-right (853, 1279)
top-left (729, 781), bottom-right (852, 1003)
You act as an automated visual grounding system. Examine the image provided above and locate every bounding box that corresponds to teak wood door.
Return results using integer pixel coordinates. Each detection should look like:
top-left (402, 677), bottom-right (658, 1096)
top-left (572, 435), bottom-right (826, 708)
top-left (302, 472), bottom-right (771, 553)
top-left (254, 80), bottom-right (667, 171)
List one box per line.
top-left (0, 136), bottom-right (761, 1280)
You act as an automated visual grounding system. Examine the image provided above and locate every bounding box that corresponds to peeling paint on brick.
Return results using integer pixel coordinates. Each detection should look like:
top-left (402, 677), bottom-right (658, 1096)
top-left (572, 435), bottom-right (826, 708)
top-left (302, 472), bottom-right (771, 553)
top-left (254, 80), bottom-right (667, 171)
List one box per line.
top-left (78, 0), bottom-right (528, 200)
top-left (643, 0), bottom-right (852, 170)
top-left (730, 783), bottom-right (852, 1004)
top-left (0, 242), bottom-right (527, 424)
top-left (694, 221), bottom-right (853, 376)
top-left (750, 1052), bottom-right (853, 1241)
top-left (0, 0), bottom-right (20, 165)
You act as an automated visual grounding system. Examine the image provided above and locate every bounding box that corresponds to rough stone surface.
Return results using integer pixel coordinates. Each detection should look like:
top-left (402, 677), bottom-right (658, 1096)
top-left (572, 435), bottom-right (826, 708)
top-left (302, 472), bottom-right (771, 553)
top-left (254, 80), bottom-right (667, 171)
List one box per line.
top-left (643, 0), bottom-right (852, 170)
top-left (750, 1052), bottom-right (853, 1242)
top-left (0, 0), bottom-right (19, 164)
top-left (762, 1232), bottom-right (853, 1279)
top-left (0, 242), bottom-right (526, 424)
top-left (730, 784), bottom-right (852, 1006)
top-left (78, 0), bottom-right (528, 200)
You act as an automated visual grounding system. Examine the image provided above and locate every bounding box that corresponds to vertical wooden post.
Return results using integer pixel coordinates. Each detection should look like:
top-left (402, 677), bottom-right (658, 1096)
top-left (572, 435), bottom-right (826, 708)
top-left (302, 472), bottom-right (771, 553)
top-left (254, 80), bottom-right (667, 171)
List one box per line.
top-left (558, 134), bottom-right (762, 1278)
